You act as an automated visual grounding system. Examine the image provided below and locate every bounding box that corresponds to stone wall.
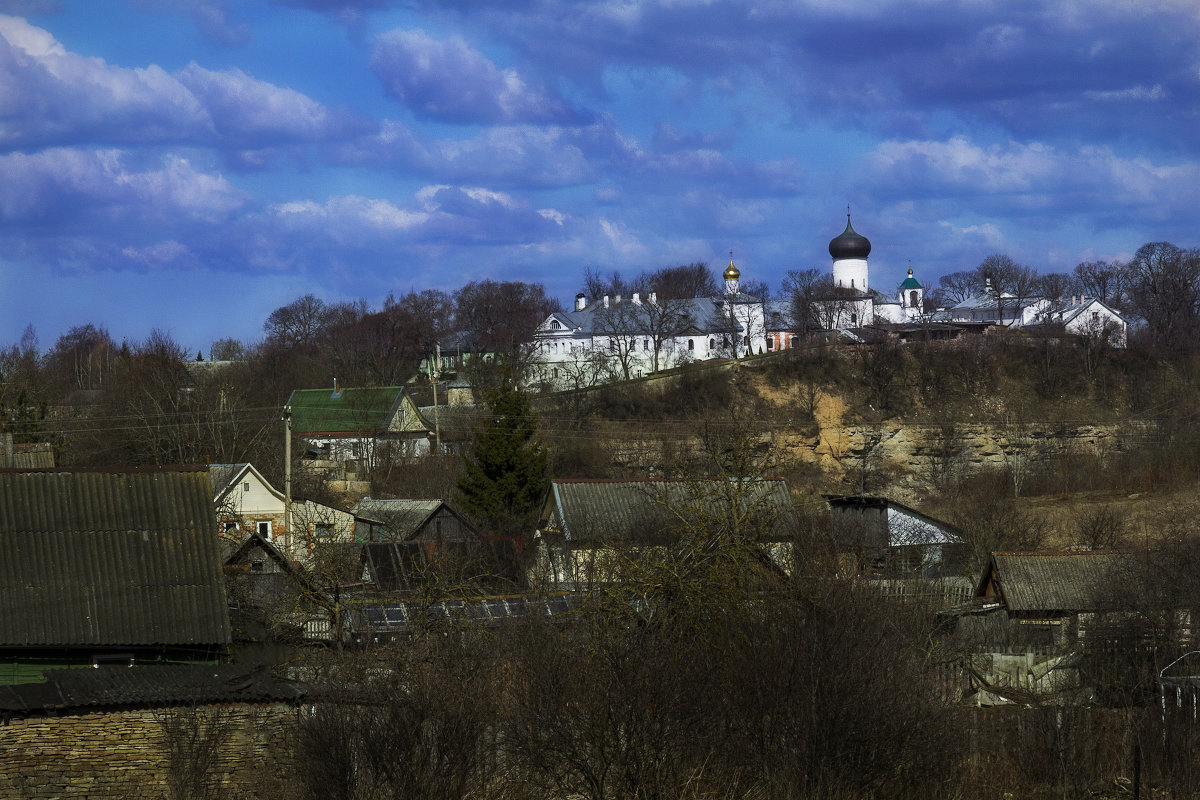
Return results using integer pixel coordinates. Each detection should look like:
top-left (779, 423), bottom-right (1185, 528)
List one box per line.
top-left (0, 703), bottom-right (298, 799)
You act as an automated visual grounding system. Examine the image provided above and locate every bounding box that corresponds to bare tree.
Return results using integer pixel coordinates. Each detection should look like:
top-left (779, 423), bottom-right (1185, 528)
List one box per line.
top-left (1036, 271), bottom-right (1076, 302)
top-left (647, 261), bottom-right (717, 299)
top-left (263, 294), bottom-right (331, 350)
top-left (154, 705), bottom-right (236, 800)
top-left (1126, 241), bottom-right (1200, 354)
top-left (782, 267), bottom-right (825, 337)
top-left (938, 270), bottom-right (978, 304)
top-left (592, 297), bottom-right (644, 380)
top-left (1073, 258), bottom-right (1129, 306)
top-left (978, 254), bottom-right (1040, 326)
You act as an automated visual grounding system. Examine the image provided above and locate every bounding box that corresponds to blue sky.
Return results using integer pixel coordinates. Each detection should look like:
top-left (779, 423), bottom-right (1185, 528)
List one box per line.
top-left (0, 0), bottom-right (1197, 354)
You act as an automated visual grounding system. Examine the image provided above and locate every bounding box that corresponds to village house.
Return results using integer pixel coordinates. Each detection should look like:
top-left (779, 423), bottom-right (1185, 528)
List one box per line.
top-left (351, 497), bottom-right (524, 594)
top-left (948, 550), bottom-right (1130, 704)
top-left (351, 497), bottom-right (483, 543)
top-left (209, 462), bottom-right (359, 564)
top-left (824, 494), bottom-right (966, 579)
top-left (286, 384), bottom-right (432, 470)
top-left (531, 478), bottom-right (800, 591)
top-left (0, 467), bottom-right (231, 685)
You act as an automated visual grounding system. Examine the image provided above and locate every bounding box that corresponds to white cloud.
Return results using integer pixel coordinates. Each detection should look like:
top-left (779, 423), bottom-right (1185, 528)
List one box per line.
top-left (599, 217), bottom-right (647, 258)
top-left (1083, 84), bottom-right (1166, 102)
top-left (270, 194), bottom-right (430, 230)
top-left (0, 148), bottom-right (244, 222)
top-left (371, 28), bottom-right (580, 124)
top-left (0, 15), bottom-right (350, 149)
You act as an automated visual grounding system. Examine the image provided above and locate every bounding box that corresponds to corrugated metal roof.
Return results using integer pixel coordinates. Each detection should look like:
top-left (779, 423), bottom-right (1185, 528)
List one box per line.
top-left (351, 498), bottom-right (442, 538)
top-left (0, 469), bottom-right (230, 647)
top-left (0, 665), bottom-right (302, 713)
top-left (545, 478), bottom-right (798, 543)
top-left (207, 462), bottom-right (248, 497)
top-left (286, 386), bottom-right (405, 435)
top-left (988, 552), bottom-right (1125, 613)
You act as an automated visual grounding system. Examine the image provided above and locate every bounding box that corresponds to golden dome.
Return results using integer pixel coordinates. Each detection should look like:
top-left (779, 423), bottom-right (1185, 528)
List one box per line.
top-left (724, 256), bottom-right (741, 281)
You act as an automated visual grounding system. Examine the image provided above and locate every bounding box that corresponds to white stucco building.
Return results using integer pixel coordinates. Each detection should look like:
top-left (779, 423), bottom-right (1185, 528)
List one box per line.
top-left (530, 258), bottom-right (768, 387)
top-left (943, 281), bottom-right (1127, 346)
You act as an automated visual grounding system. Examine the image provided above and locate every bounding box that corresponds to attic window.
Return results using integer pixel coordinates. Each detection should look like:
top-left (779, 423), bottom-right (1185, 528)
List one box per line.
top-left (250, 560), bottom-right (264, 573)
top-left (243, 482), bottom-right (250, 492)
top-left (550, 320), bottom-right (561, 330)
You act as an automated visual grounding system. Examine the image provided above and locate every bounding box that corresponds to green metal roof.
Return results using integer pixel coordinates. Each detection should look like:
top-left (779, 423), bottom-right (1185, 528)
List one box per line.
top-left (899, 276), bottom-right (923, 290)
top-left (286, 386), bottom-right (405, 435)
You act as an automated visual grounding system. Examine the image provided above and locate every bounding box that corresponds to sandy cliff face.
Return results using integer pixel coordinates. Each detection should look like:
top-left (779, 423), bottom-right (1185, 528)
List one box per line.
top-left (771, 388), bottom-right (1138, 492)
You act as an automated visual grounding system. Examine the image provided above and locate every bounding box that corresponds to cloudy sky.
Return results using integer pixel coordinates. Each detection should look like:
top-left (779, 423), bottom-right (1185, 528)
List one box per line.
top-left (0, 0), bottom-right (1197, 353)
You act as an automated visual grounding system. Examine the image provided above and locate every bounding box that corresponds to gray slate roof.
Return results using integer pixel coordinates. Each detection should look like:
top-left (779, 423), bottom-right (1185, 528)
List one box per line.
top-left (351, 498), bottom-right (445, 538)
top-left (949, 292), bottom-right (1043, 313)
top-left (0, 468), bottom-right (230, 647)
top-left (982, 552), bottom-right (1126, 613)
top-left (543, 478), bottom-right (798, 543)
top-left (208, 462), bottom-right (249, 497)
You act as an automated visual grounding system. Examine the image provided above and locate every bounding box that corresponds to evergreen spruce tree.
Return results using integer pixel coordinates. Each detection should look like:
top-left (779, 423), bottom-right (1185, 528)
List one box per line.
top-left (457, 373), bottom-right (548, 536)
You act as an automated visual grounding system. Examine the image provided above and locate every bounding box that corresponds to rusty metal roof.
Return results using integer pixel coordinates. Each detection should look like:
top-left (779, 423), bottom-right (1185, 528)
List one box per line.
top-left (983, 552), bottom-right (1126, 613)
top-left (0, 468), bottom-right (231, 647)
top-left (544, 478), bottom-right (798, 543)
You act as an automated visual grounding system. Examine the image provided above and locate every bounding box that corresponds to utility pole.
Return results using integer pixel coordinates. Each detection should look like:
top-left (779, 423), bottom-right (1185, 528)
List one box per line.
top-left (430, 345), bottom-right (442, 453)
top-left (282, 405), bottom-right (292, 556)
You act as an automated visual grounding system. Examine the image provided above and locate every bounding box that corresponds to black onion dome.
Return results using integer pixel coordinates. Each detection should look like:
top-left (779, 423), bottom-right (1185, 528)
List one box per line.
top-left (828, 216), bottom-right (871, 260)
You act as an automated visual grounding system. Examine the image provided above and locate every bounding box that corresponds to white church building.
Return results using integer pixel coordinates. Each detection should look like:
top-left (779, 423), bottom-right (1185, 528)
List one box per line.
top-left (531, 259), bottom-right (767, 387)
top-left (811, 213), bottom-right (928, 329)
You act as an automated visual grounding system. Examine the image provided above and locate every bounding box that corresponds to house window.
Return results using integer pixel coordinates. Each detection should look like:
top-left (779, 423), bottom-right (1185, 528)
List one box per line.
top-left (250, 560), bottom-right (264, 573)
top-left (709, 338), bottom-right (715, 351)
top-left (243, 482), bottom-right (250, 492)
top-left (851, 279), bottom-right (855, 289)
top-left (609, 340), bottom-right (616, 352)
top-left (643, 339), bottom-right (649, 351)
top-left (851, 313), bottom-right (858, 324)
top-left (550, 320), bottom-right (561, 330)
top-left (688, 339), bottom-right (694, 351)
top-left (223, 521), bottom-right (240, 534)
top-left (1092, 311), bottom-right (1100, 320)
top-left (767, 337), bottom-right (774, 350)
top-left (257, 521), bottom-right (272, 538)
top-left (552, 368), bottom-right (559, 378)
top-left (315, 523), bottom-right (335, 540)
